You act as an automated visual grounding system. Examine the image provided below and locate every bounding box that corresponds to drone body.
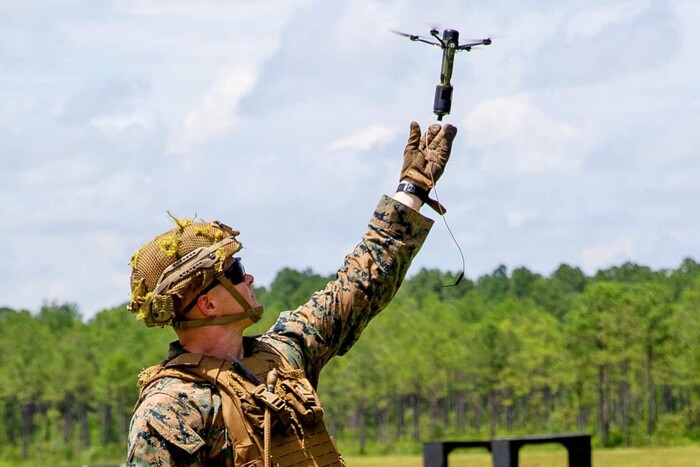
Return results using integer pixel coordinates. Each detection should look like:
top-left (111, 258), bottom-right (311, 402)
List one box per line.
top-left (393, 28), bottom-right (492, 120)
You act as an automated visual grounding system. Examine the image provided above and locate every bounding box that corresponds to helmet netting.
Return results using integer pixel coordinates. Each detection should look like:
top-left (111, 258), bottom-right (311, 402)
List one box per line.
top-left (128, 216), bottom-right (241, 327)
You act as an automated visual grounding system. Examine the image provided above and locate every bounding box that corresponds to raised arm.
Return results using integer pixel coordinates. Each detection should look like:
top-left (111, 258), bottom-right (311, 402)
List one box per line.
top-left (260, 121), bottom-right (457, 385)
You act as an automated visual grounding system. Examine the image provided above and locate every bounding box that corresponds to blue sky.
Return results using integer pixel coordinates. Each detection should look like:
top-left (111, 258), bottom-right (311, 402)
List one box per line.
top-left (1, 0), bottom-right (698, 318)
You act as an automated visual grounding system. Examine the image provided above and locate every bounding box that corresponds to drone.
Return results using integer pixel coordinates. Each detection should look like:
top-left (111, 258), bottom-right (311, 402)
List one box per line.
top-left (393, 28), bottom-right (492, 120)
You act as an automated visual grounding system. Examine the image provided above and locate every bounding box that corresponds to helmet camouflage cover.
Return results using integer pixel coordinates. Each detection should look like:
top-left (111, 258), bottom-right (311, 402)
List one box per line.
top-left (128, 215), bottom-right (242, 327)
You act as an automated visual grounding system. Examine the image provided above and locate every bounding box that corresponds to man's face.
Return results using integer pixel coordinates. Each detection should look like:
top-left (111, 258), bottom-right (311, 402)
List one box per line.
top-left (235, 272), bottom-right (260, 311)
top-left (207, 269), bottom-right (261, 323)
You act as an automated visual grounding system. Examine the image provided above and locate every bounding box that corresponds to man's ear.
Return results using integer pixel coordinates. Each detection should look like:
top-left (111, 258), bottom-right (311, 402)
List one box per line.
top-left (195, 292), bottom-right (217, 317)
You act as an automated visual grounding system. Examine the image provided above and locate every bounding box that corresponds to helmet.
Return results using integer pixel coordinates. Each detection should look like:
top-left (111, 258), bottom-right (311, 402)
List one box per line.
top-left (128, 216), bottom-right (242, 327)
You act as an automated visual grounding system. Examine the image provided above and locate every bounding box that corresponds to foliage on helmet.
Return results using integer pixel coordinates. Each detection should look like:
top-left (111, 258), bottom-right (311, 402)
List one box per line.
top-left (128, 215), bottom-right (241, 327)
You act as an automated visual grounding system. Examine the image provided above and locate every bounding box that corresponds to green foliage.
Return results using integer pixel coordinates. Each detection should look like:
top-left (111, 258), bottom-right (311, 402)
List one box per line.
top-left (552, 264), bottom-right (587, 293)
top-left (510, 267), bottom-right (541, 298)
top-left (476, 264), bottom-right (510, 300)
top-left (593, 261), bottom-right (661, 283)
top-left (2, 258), bottom-right (700, 461)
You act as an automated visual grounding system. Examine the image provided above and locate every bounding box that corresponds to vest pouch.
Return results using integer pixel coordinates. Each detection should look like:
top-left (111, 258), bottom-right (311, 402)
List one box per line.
top-left (237, 388), bottom-right (265, 433)
top-left (280, 380), bottom-right (324, 426)
top-left (213, 368), bottom-right (291, 437)
top-left (234, 442), bottom-right (264, 467)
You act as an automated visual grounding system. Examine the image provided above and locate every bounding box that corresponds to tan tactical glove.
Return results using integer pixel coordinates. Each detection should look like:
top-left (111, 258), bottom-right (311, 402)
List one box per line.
top-left (399, 121), bottom-right (458, 213)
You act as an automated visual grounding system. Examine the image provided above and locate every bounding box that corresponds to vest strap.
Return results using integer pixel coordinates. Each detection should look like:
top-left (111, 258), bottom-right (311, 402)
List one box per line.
top-left (253, 385), bottom-right (286, 412)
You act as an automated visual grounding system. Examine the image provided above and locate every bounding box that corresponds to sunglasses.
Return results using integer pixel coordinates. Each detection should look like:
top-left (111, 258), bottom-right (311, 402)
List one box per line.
top-left (195, 257), bottom-right (246, 296)
top-left (222, 256), bottom-right (246, 285)
top-left (179, 257), bottom-right (247, 314)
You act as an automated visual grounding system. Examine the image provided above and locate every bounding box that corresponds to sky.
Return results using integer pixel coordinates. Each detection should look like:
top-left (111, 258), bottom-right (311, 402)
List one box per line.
top-left (1, 0), bottom-right (699, 319)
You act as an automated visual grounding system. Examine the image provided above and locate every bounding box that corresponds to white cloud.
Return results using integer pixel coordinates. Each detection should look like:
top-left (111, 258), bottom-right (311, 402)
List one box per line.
top-left (17, 154), bottom-right (101, 187)
top-left (167, 68), bottom-right (258, 155)
top-left (581, 239), bottom-right (635, 273)
top-left (90, 113), bottom-right (151, 136)
top-left (464, 94), bottom-right (587, 174)
top-left (2, 0), bottom-right (700, 317)
top-left (113, 0), bottom-right (312, 22)
top-left (3, 230), bottom-right (133, 315)
top-left (327, 125), bottom-right (400, 152)
top-left (566, 0), bottom-right (649, 39)
top-left (505, 209), bottom-right (534, 228)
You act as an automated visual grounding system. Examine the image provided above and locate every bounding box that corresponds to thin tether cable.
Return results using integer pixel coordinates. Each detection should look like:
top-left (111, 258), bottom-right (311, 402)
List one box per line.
top-left (424, 114), bottom-right (466, 287)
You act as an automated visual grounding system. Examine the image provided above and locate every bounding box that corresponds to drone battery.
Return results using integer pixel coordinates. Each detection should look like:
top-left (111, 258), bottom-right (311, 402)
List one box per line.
top-left (433, 84), bottom-right (453, 121)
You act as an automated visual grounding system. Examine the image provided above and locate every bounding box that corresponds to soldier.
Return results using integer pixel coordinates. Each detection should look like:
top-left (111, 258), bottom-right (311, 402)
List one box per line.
top-left (126, 121), bottom-right (457, 466)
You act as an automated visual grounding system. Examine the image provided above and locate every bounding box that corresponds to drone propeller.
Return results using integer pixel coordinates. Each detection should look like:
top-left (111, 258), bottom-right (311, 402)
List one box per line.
top-left (461, 38), bottom-right (492, 46)
top-left (390, 29), bottom-right (441, 47)
top-left (461, 38), bottom-right (493, 43)
top-left (456, 38), bottom-right (492, 51)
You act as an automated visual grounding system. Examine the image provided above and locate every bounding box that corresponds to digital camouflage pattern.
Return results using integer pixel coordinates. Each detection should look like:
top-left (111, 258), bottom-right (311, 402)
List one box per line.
top-left (128, 376), bottom-right (231, 465)
top-left (127, 195), bottom-right (433, 466)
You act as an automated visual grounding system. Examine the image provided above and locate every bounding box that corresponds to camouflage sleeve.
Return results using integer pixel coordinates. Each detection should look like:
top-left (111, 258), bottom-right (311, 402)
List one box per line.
top-left (126, 377), bottom-right (225, 466)
top-left (260, 195), bottom-right (433, 385)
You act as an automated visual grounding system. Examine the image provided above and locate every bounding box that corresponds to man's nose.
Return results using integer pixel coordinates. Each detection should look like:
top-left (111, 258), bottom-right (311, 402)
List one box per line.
top-left (245, 274), bottom-right (255, 286)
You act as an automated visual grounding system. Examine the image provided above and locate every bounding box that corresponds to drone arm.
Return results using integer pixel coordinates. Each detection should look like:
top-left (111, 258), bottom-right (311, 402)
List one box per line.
top-left (456, 39), bottom-right (491, 50)
top-left (413, 37), bottom-right (442, 47)
top-left (430, 29), bottom-right (446, 47)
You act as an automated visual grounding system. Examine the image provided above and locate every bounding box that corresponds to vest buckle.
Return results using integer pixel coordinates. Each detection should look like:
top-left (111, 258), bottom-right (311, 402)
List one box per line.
top-left (252, 384), bottom-right (286, 412)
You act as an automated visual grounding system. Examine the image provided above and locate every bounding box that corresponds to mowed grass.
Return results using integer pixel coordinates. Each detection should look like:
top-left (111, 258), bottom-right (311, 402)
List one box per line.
top-left (0, 446), bottom-right (698, 466)
top-left (344, 445), bottom-right (700, 466)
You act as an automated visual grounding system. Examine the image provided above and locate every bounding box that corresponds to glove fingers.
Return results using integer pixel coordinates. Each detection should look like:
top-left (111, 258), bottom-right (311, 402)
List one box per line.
top-left (402, 121), bottom-right (457, 190)
top-left (437, 131), bottom-right (457, 163)
top-left (428, 124), bottom-right (457, 151)
top-left (406, 121), bottom-right (422, 149)
top-left (422, 124), bottom-right (442, 149)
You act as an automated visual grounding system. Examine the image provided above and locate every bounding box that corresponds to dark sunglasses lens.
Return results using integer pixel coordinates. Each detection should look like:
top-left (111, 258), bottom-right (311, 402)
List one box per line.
top-left (224, 258), bottom-right (246, 284)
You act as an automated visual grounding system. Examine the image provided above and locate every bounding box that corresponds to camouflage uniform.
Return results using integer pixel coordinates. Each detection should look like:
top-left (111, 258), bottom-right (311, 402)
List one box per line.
top-left (127, 195), bottom-right (433, 466)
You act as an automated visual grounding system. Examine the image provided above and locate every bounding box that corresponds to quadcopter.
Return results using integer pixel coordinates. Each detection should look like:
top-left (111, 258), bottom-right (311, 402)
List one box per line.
top-left (393, 28), bottom-right (492, 120)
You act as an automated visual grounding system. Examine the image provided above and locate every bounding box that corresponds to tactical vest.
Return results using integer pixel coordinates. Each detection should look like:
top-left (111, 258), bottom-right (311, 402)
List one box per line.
top-left (137, 342), bottom-right (345, 467)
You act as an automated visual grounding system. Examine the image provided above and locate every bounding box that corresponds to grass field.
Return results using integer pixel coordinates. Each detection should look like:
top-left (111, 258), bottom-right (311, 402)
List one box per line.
top-left (344, 445), bottom-right (700, 466)
top-left (1, 445), bottom-right (698, 466)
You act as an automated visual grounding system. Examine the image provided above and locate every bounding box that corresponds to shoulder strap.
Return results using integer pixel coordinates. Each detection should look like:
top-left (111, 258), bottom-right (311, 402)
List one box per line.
top-left (139, 353), bottom-right (267, 464)
top-left (242, 339), bottom-right (290, 381)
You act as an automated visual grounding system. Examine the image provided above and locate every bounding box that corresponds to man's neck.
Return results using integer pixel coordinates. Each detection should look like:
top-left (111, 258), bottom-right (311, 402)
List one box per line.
top-left (178, 325), bottom-right (246, 360)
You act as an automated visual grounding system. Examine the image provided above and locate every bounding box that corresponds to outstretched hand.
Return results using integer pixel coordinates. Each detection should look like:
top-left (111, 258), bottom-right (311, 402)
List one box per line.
top-left (401, 121), bottom-right (457, 189)
top-left (399, 121), bottom-right (458, 213)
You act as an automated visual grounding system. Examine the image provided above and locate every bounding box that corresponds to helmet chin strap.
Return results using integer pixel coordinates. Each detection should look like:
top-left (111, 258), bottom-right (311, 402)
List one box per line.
top-left (172, 276), bottom-right (264, 330)
top-left (217, 275), bottom-right (265, 322)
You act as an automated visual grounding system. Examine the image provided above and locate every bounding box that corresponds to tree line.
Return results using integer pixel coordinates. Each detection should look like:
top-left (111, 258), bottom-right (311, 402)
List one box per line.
top-left (1, 259), bottom-right (700, 462)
